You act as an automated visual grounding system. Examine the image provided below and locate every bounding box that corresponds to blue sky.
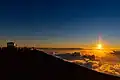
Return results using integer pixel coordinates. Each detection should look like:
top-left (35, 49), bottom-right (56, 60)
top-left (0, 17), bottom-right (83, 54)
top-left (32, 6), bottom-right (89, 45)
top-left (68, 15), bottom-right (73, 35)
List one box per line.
top-left (0, 0), bottom-right (120, 48)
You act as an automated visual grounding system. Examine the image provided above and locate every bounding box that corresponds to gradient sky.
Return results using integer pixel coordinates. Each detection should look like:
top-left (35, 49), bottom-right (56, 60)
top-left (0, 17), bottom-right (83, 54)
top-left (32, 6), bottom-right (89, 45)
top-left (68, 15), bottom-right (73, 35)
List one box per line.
top-left (0, 0), bottom-right (120, 48)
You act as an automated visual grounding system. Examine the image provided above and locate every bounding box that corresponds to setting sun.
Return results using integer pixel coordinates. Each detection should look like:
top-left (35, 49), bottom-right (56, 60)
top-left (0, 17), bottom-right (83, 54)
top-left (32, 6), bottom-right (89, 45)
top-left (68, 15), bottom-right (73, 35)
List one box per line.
top-left (97, 44), bottom-right (103, 49)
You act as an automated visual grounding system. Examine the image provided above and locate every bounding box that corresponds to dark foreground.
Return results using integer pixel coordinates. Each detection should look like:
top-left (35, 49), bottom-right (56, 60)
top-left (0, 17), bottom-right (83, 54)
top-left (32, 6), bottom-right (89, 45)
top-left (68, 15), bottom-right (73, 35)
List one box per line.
top-left (0, 47), bottom-right (119, 80)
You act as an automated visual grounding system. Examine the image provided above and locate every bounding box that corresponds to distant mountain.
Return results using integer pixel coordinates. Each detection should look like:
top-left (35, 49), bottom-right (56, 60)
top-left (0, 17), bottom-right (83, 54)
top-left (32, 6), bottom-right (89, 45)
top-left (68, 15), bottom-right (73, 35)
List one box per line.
top-left (39, 48), bottom-right (84, 50)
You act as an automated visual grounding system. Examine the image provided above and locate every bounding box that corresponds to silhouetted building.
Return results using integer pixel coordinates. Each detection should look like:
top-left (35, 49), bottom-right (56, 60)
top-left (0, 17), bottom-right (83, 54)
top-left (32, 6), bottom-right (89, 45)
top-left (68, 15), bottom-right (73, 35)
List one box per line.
top-left (7, 42), bottom-right (15, 47)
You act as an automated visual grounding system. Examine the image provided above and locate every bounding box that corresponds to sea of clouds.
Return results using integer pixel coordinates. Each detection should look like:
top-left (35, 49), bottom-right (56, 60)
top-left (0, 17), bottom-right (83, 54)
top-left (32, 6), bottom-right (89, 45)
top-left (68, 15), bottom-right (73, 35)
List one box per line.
top-left (71, 59), bottom-right (120, 77)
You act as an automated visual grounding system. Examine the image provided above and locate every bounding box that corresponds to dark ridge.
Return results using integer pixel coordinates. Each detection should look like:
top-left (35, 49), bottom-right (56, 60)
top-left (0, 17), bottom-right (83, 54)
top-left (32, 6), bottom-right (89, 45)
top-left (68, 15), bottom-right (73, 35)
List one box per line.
top-left (0, 47), bottom-right (119, 80)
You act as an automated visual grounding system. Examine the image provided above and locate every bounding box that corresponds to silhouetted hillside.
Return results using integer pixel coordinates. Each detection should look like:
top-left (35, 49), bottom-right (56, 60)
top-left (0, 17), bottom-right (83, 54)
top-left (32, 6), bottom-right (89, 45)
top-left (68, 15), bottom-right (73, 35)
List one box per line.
top-left (0, 47), bottom-right (119, 80)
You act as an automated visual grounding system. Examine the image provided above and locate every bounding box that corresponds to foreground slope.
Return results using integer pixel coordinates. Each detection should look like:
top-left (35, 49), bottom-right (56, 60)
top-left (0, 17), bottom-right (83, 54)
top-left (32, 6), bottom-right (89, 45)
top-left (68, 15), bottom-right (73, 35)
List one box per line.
top-left (0, 47), bottom-right (119, 80)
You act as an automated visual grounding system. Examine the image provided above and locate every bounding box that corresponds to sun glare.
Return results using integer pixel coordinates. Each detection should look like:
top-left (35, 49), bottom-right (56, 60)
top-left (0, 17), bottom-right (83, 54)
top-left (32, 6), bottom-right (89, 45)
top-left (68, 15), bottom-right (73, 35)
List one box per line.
top-left (97, 44), bottom-right (103, 49)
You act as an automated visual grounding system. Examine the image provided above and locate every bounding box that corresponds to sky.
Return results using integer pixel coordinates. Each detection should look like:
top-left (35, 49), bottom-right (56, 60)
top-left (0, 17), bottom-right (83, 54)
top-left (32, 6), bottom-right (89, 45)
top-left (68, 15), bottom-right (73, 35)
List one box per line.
top-left (0, 0), bottom-right (120, 48)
